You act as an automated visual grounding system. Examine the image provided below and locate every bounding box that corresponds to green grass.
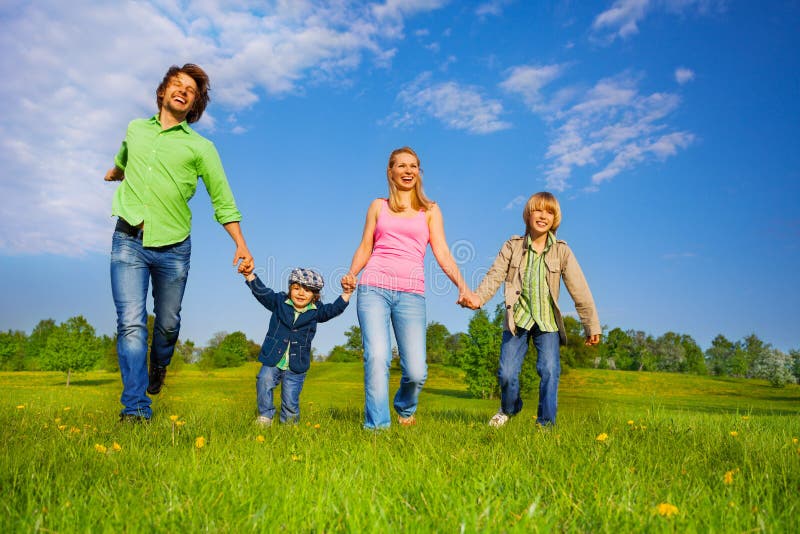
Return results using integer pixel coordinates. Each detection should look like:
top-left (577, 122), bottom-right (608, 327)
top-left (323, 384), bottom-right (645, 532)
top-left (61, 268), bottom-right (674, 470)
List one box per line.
top-left (2, 363), bottom-right (799, 532)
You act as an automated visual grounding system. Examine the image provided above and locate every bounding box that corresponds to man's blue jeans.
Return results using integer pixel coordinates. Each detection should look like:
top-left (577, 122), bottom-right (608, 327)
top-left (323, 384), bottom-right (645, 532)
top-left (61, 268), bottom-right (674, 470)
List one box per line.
top-left (498, 325), bottom-right (561, 425)
top-left (110, 230), bottom-right (190, 418)
top-left (256, 364), bottom-right (307, 423)
top-left (357, 285), bottom-right (427, 429)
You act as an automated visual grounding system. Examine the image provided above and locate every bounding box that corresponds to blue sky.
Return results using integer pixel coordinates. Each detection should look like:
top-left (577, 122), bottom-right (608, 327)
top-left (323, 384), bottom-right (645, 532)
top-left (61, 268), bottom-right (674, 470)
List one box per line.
top-left (1, 0), bottom-right (798, 354)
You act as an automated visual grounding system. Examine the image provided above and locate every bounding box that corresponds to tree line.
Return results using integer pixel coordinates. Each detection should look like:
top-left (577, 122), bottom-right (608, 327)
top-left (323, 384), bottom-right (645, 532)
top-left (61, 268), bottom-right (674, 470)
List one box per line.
top-left (2, 308), bottom-right (798, 392)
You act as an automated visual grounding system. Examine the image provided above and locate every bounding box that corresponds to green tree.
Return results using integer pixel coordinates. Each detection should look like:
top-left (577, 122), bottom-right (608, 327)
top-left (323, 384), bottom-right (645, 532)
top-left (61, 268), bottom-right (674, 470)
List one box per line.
top-left (327, 325), bottom-right (363, 362)
top-left (208, 331), bottom-right (250, 368)
top-left (445, 332), bottom-right (469, 368)
top-left (653, 332), bottom-right (687, 373)
top-left (40, 316), bottom-right (102, 385)
top-left (681, 334), bottom-right (707, 375)
top-left (174, 338), bottom-right (199, 365)
top-left (742, 334), bottom-right (767, 378)
top-left (599, 328), bottom-right (634, 370)
top-left (626, 330), bottom-right (657, 371)
top-left (751, 347), bottom-right (796, 387)
top-left (790, 349), bottom-right (800, 383)
top-left (559, 316), bottom-right (599, 368)
top-left (26, 318), bottom-right (57, 370)
top-left (705, 334), bottom-right (737, 376)
top-left (463, 309), bottom-right (500, 399)
top-left (426, 321), bottom-right (450, 364)
top-left (0, 330), bottom-right (27, 371)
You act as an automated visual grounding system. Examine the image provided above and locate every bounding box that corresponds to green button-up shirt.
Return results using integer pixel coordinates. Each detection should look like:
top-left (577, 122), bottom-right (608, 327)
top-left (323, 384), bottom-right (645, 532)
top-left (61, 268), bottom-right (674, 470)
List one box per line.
top-left (513, 233), bottom-right (559, 333)
top-left (111, 115), bottom-right (242, 247)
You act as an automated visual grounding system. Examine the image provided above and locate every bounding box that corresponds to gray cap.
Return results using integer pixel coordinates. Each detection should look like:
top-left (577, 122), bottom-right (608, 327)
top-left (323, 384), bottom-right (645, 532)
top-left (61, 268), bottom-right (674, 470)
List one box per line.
top-left (289, 268), bottom-right (324, 291)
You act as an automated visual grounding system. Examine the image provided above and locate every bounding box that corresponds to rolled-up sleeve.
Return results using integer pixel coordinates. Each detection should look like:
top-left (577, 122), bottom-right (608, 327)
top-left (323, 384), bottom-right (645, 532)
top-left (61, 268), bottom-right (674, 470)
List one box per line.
top-left (197, 142), bottom-right (241, 224)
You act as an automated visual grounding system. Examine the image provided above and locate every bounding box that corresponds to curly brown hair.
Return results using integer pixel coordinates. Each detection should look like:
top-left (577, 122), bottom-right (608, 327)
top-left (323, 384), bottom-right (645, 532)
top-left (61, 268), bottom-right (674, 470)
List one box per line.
top-left (156, 64), bottom-right (210, 124)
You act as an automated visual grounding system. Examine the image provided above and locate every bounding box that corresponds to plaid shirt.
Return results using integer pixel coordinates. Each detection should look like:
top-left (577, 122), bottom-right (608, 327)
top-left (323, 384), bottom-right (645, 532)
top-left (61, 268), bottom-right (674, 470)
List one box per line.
top-left (513, 233), bottom-right (559, 333)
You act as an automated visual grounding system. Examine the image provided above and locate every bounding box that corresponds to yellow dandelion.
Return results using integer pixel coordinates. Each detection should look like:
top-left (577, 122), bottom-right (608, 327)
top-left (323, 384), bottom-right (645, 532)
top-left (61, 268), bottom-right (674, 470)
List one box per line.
top-left (195, 436), bottom-right (205, 449)
top-left (291, 454), bottom-right (301, 461)
top-left (306, 422), bottom-right (311, 426)
top-left (723, 470), bottom-right (734, 485)
top-left (639, 425), bottom-right (647, 430)
top-left (69, 427), bottom-right (80, 434)
top-left (730, 431), bottom-right (738, 437)
top-left (792, 437), bottom-right (798, 445)
top-left (256, 435), bottom-right (265, 443)
top-left (728, 501), bottom-right (736, 508)
top-left (176, 421), bottom-right (186, 427)
top-left (16, 405), bottom-right (25, 409)
top-left (94, 444), bottom-right (107, 454)
top-left (314, 423), bottom-right (321, 429)
top-left (58, 425), bottom-right (66, 431)
top-left (112, 442), bottom-right (121, 452)
top-left (627, 420), bottom-right (634, 425)
top-left (656, 503), bottom-right (679, 517)
top-left (63, 407), bottom-right (71, 411)
top-left (741, 415), bottom-right (750, 420)
top-left (54, 417), bottom-right (61, 423)
top-left (596, 432), bottom-right (609, 442)
top-left (169, 415), bottom-right (179, 422)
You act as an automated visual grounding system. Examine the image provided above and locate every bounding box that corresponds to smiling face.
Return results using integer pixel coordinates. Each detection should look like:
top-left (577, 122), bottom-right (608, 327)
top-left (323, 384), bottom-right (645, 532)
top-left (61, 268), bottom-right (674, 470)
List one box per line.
top-left (387, 151), bottom-right (420, 191)
top-left (289, 283), bottom-right (315, 309)
top-left (159, 72), bottom-right (198, 122)
top-left (528, 208), bottom-right (556, 237)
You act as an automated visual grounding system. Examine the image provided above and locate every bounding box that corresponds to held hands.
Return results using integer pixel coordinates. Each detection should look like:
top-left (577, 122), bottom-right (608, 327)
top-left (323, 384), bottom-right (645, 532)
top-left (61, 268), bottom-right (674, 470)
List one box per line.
top-left (234, 246), bottom-right (254, 276)
top-left (340, 273), bottom-right (357, 294)
top-left (457, 290), bottom-right (481, 310)
top-left (584, 334), bottom-right (601, 346)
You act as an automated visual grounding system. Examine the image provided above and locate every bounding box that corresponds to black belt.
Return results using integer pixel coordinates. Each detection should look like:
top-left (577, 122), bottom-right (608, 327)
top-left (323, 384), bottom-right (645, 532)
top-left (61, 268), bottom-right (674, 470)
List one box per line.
top-left (115, 218), bottom-right (143, 239)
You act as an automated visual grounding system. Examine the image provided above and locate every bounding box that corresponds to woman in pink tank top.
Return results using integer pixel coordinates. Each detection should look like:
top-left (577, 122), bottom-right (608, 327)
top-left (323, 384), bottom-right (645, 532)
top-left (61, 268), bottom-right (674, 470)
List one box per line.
top-left (342, 147), bottom-right (477, 429)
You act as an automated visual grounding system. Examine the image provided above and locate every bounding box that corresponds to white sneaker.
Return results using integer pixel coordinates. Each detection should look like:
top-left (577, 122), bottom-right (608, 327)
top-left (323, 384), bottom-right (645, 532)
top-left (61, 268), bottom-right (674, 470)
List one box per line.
top-left (488, 411), bottom-right (509, 428)
top-left (256, 415), bottom-right (272, 427)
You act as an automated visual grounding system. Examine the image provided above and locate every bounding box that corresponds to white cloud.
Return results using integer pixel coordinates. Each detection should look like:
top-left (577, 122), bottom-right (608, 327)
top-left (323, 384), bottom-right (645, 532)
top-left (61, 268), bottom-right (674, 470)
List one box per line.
top-left (393, 74), bottom-right (511, 134)
top-left (476, 0), bottom-right (515, 17)
top-left (500, 68), bottom-right (694, 191)
top-left (499, 64), bottom-right (566, 111)
top-left (592, 0), bottom-right (726, 43)
top-left (504, 195), bottom-right (527, 210)
top-left (675, 67), bottom-right (695, 84)
top-left (0, 0), bottom-right (442, 256)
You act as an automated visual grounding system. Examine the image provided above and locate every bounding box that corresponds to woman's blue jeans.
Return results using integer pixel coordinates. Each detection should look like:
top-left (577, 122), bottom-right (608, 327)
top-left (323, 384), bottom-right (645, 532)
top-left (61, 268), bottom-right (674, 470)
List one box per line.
top-left (256, 364), bottom-right (307, 423)
top-left (110, 230), bottom-right (190, 418)
top-left (498, 325), bottom-right (561, 426)
top-left (357, 285), bottom-right (427, 429)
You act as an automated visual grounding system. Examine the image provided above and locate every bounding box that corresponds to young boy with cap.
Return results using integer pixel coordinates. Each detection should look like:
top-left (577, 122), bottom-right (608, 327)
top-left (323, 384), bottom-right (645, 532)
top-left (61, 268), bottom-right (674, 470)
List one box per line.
top-left (243, 266), bottom-right (353, 425)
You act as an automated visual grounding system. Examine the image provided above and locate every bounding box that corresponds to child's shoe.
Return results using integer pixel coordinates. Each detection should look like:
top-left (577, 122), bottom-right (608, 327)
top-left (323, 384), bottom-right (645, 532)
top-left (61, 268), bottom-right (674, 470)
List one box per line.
top-left (256, 415), bottom-right (272, 427)
top-left (398, 415), bottom-right (417, 426)
top-left (488, 411), bottom-right (509, 428)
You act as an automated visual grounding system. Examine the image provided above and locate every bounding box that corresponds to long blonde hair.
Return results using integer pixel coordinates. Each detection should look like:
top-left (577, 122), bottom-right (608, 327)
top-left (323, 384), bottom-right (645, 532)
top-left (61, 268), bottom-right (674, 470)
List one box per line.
top-left (523, 192), bottom-right (562, 235)
top-left (386, 146), bottom-right (433, 212)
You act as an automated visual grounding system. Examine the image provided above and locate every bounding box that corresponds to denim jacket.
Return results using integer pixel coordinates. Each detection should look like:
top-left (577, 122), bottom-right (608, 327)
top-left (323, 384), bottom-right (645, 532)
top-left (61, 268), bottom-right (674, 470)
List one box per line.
top-left (247, 275), bottom-right (349, 373)
top-left (475, 235), bottom-right (601, 345)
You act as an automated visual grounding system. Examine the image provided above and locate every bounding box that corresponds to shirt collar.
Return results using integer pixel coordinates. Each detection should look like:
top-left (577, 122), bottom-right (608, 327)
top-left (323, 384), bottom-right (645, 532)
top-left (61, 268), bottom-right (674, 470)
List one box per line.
top-left (525, 232), bottom-right (555, 253)
top-left (149, 114), bottom-right (192, 134)
top-left (284, 298), bottom-right (316, 312)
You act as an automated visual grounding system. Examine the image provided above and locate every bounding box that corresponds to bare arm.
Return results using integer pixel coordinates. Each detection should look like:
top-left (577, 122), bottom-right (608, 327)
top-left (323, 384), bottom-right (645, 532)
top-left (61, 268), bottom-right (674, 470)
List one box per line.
top-left (345, 199), bottom-right (382, 281)
top-left (427, 204), bottom-right (474, 302)
top-left (104, 166), bottom-right (124, 181)
top-left (223, 221), bottom-right (253, 273)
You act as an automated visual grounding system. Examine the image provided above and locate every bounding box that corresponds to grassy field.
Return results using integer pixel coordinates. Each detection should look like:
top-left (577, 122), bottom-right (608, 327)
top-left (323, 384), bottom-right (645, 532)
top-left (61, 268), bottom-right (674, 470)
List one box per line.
top-left (2, 363), bottom-right (799, 532)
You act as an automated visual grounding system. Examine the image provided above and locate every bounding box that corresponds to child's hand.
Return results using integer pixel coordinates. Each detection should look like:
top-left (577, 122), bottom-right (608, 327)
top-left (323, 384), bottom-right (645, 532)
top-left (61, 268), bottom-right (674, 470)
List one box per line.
top-left (457, 291), bottom-right (481, 310)
top-left (240, 260), bottom-right (255, 279)
top-left (341, 273), bottom-right (357, 293)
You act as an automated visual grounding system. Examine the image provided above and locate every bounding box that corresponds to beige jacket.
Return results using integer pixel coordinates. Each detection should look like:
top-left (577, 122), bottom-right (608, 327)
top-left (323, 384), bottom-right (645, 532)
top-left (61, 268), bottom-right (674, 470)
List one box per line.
top-left (475, 235), bottom-right (601, 345)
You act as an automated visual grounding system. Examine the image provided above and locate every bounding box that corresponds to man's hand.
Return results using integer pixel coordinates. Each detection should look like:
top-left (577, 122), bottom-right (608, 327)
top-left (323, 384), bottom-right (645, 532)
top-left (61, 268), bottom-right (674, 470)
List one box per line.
top-left (584, 334), bottom-right (601, 346)
top-left (234, 245), bottom-right (253, 274)
top-left (457, 290), bottom-right (481, 310)
top-left (104, 167), bottom-right (124, 181)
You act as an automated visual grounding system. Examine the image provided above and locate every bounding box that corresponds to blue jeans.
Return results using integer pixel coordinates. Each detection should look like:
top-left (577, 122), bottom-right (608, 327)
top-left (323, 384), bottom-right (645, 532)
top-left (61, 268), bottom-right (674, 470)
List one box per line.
top-left (498, 325), bottom-right (561, 425)
top-left (256, 364), bottom-right (307, 423)
top-left (357, 285), bottom-right (427, 429)
top-left (110, 230), bottom-right (190, 418)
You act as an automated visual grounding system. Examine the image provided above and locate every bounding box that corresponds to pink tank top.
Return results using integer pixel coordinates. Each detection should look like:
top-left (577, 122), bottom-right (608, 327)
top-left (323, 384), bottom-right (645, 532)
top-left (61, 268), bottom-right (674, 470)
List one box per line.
top-left (360, 199), bottom-right (430, 294)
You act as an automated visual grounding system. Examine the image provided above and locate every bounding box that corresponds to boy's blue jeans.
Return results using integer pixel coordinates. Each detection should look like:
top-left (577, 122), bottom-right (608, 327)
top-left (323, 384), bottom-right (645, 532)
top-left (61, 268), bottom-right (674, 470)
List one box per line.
top-left (110, 230), bottom-right (190, 418)
top-left (357, 285), bottom-right (427, 429)
top-left (498, 325), bottom-right (561, 426)
top-left (256, 364), bottom-right (307, 423)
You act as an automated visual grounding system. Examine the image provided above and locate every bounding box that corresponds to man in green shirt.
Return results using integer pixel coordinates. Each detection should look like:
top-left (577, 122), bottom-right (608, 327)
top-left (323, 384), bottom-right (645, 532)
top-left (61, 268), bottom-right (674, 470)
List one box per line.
top-left (104, 64), bottom-right (253, 422)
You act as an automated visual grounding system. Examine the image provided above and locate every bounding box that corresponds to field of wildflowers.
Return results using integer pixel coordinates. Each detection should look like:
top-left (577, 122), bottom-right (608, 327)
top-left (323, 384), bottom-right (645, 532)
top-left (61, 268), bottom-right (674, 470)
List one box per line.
top-left (2, 363), bottom-right (799, 532)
